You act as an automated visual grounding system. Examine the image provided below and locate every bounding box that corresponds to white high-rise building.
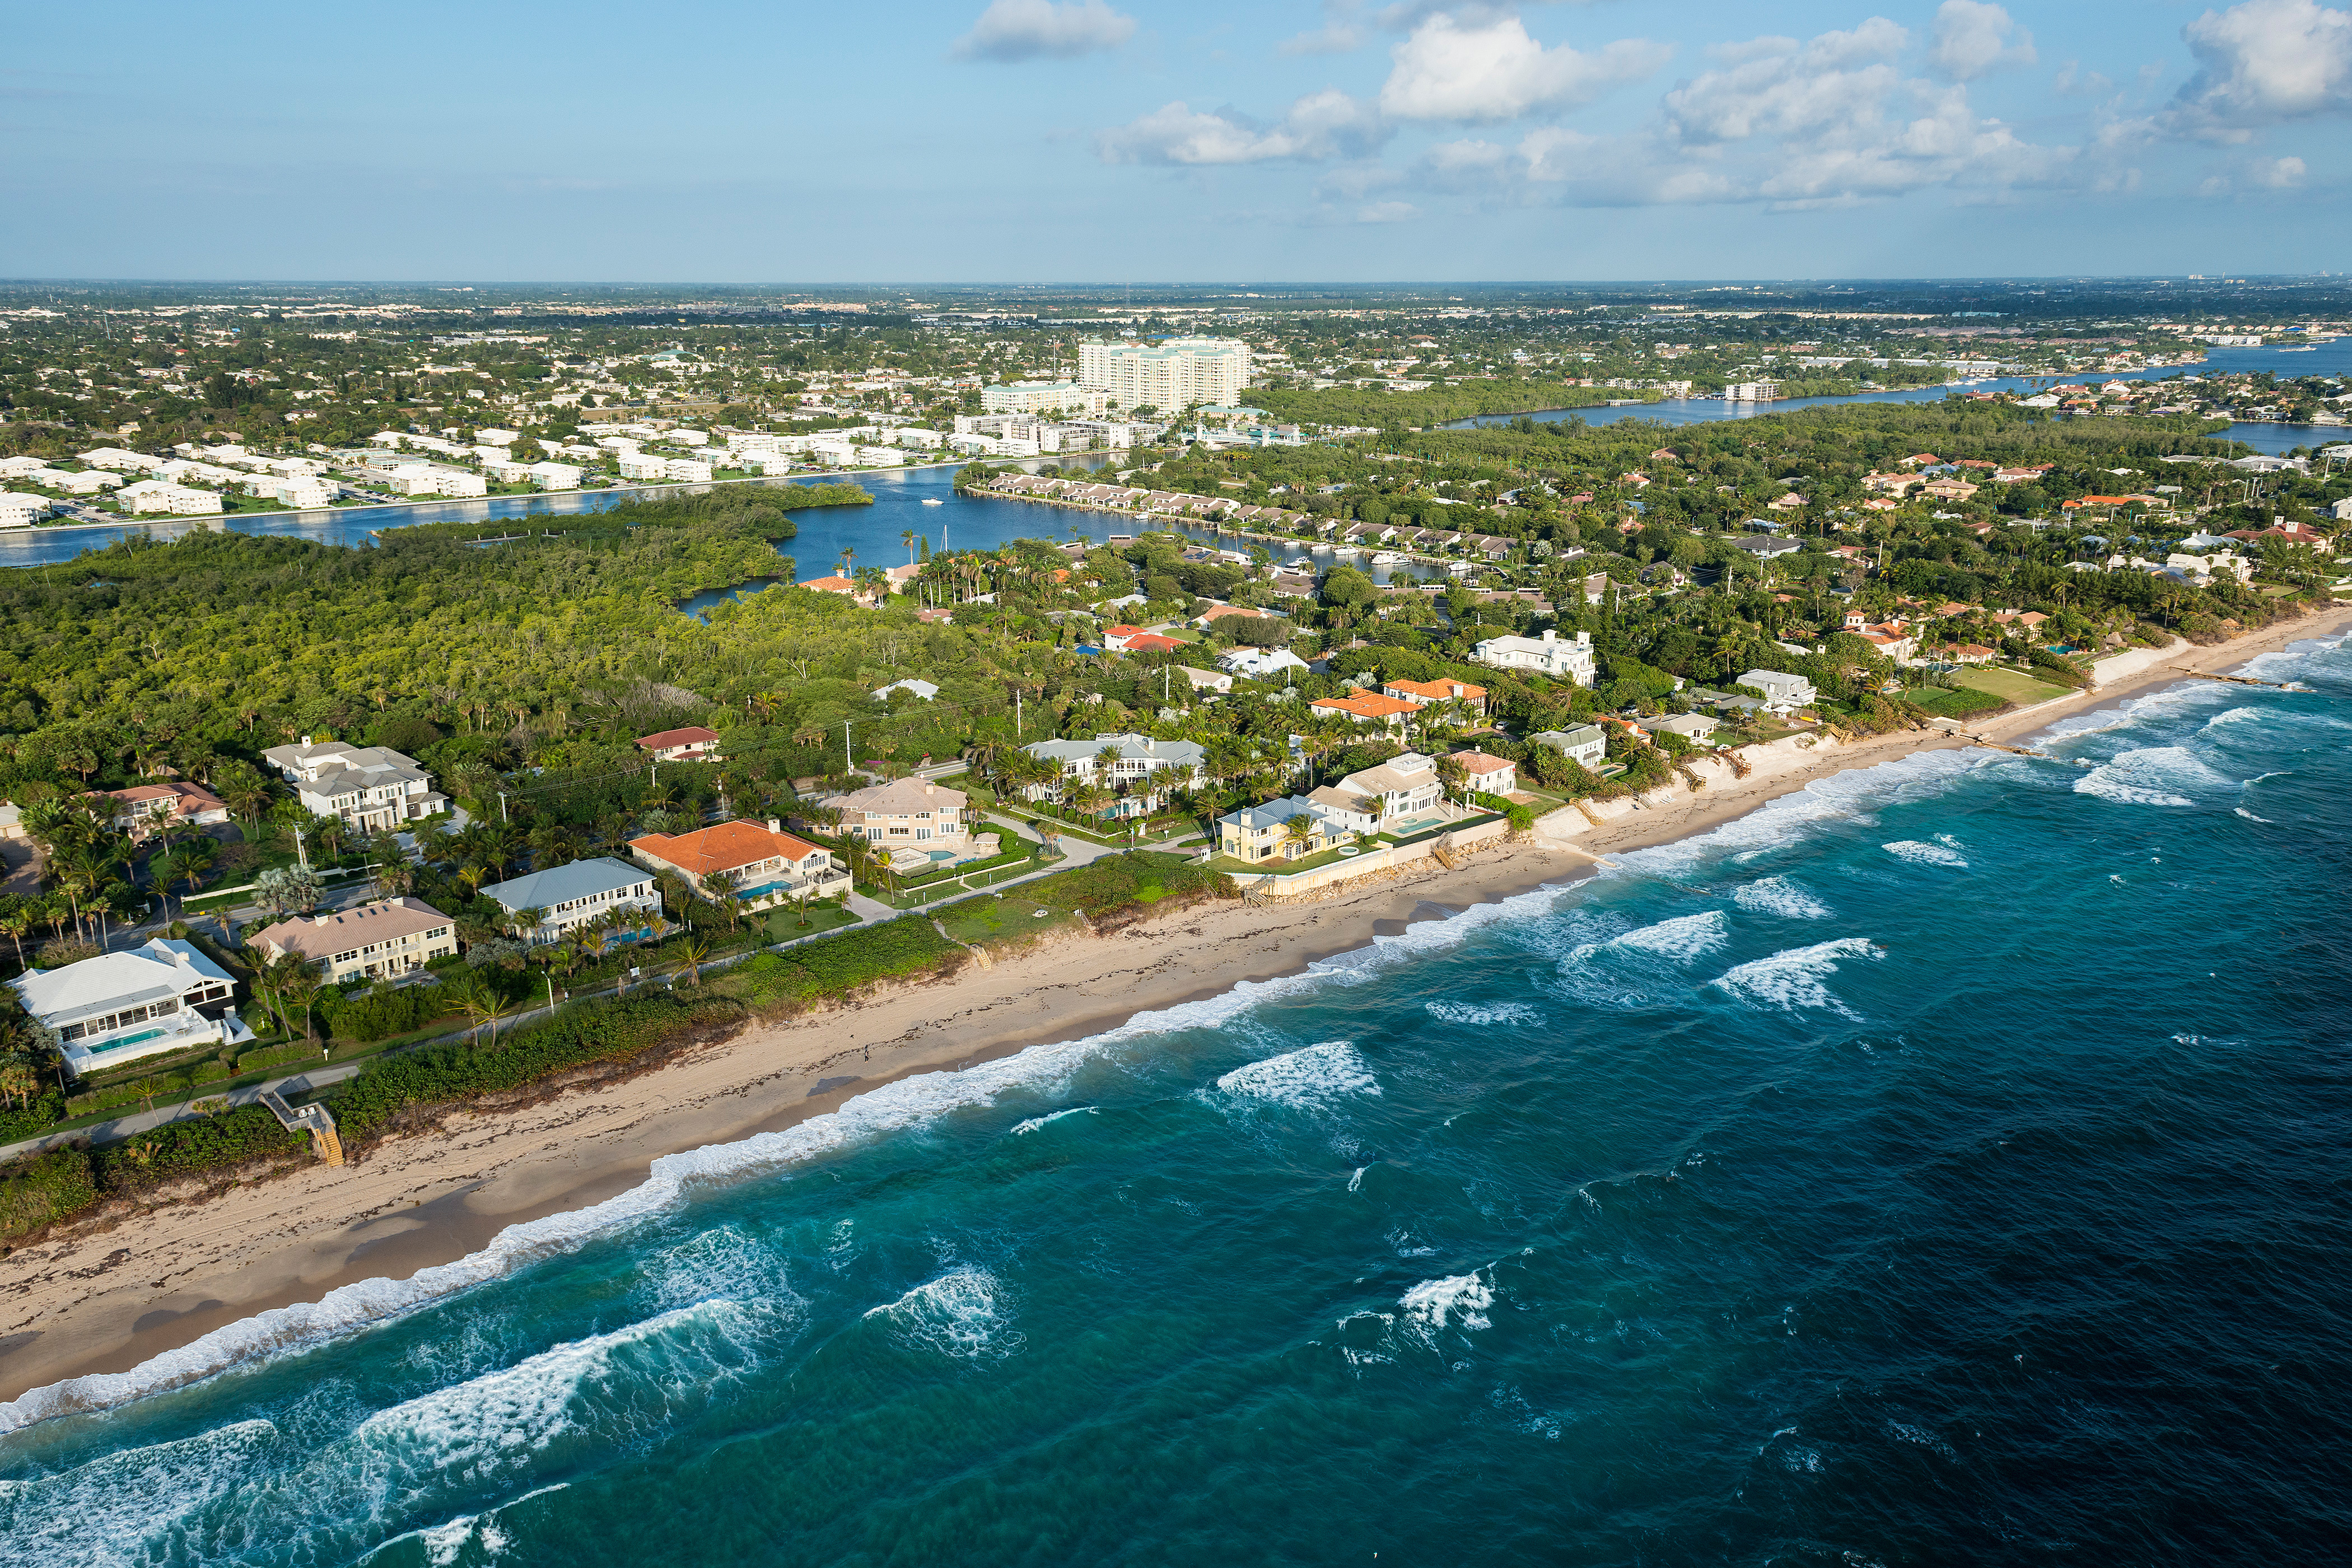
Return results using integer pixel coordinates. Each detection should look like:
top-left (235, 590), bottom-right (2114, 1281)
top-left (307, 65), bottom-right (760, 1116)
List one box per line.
top-left (1077, 337), bottom-right (1252, 413)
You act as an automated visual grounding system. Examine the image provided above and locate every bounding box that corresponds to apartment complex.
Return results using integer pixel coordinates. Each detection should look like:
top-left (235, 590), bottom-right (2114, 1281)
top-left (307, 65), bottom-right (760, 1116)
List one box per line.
top-left (260, 737), bottom-right (449, 832)
top-left (1077, 337), bottom-right (1252, 412)
top-left (980, 381), bottom-right (1109, 416)
top-left (249, 897), bottom-right (458, 983)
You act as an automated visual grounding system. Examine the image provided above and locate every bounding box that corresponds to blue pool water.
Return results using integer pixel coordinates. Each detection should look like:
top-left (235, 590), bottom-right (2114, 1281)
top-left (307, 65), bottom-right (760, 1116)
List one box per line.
top-left (1, 633), bottom-right (2347, 1566)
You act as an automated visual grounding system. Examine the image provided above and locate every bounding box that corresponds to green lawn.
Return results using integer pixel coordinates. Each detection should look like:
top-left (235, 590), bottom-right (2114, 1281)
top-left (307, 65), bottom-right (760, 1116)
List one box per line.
top-left (1207, 840), bottom-right (1388, 876)
top-left (1902, 684), bottom-right (2008, 718)
top-left (935, 895), bottom-right (1075, 945)
top-left (1950, 666), bottom-right (2073, 705)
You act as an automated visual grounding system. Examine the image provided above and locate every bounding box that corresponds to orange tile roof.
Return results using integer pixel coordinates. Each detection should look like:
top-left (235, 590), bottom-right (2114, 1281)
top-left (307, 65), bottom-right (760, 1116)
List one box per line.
top-left (1122, 633), bottom-right (1183, 652)
top-left (1455, 750), bottom-right (1513, 774)
top-left (1312, 692), bottom-right (1422, 720)
top-left (799, 575), bottom-right (860, 592)
top-left (630, 820), bottom-right (818, 877)
top-left (1385, 677), bottom-right (1486, 702)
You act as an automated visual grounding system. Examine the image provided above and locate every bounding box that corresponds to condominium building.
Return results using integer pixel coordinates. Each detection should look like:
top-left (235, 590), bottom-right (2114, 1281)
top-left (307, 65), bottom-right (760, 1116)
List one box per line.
top-left (981, 381), bottom-right (1109, 416)
top-left (249, 897), bottom-right (458, 983)
top-left (114, 480), bottom-right (223, 516)
top-left (260, 736), bottom-right (449, 832)
top-left (1077, 337), bottom-right (1253, 412)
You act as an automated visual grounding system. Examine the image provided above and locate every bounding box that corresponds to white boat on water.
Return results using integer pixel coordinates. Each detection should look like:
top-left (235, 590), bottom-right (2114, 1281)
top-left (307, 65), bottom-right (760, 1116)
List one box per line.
top-left (922, 497), bottom-right (944, 506)
top-left (1369, 551), bottom-right (1401, 565)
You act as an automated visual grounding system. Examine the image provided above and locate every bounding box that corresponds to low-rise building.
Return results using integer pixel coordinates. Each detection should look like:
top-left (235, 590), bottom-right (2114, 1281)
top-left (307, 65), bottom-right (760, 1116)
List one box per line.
top-left (830, 778), bottom-right (971, 851)
top-left (1219, 647), bottom-right (1312, 682)
top-left (1023, 734), bottom-right (1206, 815)
top-left (1381, 676), bottom-right (1488, 716)
top-left (249, 897), bottom-right (458, 983)
top-left (1326, 752), bottom-right (1446, 827)
top-left (114, 480), bottom-right (223, 516)
top-left (1216, 795), bottom-right (1341, 863)
top-left (1530, 725), bottom-right (1608, 769)
top-left (634, 726), bottom-right (723, 763)
top-left (12, 939), bottom-right (249, 1077)
top-left (1738, 669), bottom-right (1818, 713)
top-left (482, 858), bottom-right (661, 944)
top-left (629, 819), bottom-right (844, 911)
top-left (93, 782), bottom-right (231, 842)
top-left (260, 736), bottom-right (448, 832)
top-left (1472, 628), bottom-right (1597, 685)
top-left (1310, 692), bottom-right (1422, 732)
top-left (1636, 713), bottom-right (1720, 742)
top-left (1454, 751), bottom-right (1518, 795)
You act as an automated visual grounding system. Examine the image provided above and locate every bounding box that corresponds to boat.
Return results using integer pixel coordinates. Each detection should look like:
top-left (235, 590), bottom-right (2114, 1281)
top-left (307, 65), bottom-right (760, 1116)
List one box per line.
top-left (921, 497), bottom-right (944, 506)
top-left (1369, 551), bottom-right (1401, 565)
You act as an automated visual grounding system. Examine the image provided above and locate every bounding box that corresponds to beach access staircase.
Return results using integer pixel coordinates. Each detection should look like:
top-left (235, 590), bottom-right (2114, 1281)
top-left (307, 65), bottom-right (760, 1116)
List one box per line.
top-left (259, 1088), bottom-right (345, 1166)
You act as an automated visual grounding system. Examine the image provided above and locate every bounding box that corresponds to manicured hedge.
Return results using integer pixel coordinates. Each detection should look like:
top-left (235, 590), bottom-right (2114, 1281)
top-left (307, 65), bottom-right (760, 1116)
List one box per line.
top-left (329, 993), bottom-right (745, 1145)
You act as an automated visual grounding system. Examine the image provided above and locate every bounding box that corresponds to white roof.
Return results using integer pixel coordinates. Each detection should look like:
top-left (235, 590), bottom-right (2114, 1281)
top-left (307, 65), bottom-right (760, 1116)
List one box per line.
top-left (11, 939), bottom-right (229, 1028)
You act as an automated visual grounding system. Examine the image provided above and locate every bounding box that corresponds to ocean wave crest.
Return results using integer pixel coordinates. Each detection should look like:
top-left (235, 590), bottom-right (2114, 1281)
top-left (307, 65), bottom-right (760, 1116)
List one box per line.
top-left (1399, 1271), bottom-right (1494, 1342)
top-left (1710, 937), bottom-right (1883, 1016)
top-left (1733, 876), bottom-right (1831, 919)
top-left (1216, 1040), bottom-right (1382, 1110)
top-left (0, 1418), bottom-right (277, 1567)
top-left (1566, 909), bottom-right (1728, 967)
top-left (1424, 1000), bottom-right (1542, 1026)
top-left (2073, 745), bottom-right (2231, 809)
top-left (1882, 839), bottom-right (1968, 868)
top-left (862, 1268), bottom-right (1021, 1361)
top-left (1011, 1105), bottom-right (1099, 1136)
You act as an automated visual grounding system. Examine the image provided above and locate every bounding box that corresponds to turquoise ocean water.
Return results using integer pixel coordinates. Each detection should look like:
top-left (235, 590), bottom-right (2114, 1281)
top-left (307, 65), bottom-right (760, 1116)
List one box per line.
top-left (2, 635), bottom-right (2348, 1566)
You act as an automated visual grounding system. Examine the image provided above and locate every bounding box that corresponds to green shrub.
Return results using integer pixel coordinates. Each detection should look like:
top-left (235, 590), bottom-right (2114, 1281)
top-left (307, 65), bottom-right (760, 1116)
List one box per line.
top-left (329, 993), bottom-right (744, 1145)
top-left (91, 1107), bottom-right (305, 1192)
top-left (0, 1146), bottom-right (99, 1240)
top-left (0, 1092), bottom-right (64, 1144)
top-left (744, 917), bottom-right (960, 1004)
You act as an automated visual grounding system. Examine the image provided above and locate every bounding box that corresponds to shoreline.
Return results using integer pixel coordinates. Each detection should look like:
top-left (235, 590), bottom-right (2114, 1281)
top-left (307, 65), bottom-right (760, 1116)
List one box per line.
top-left (1, 601), bottom-right (2345, 1413)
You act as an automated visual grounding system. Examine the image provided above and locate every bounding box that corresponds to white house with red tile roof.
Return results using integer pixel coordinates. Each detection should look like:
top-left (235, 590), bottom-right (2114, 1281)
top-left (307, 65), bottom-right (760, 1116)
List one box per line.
top-left (634, 726), bottom-right (722, 762)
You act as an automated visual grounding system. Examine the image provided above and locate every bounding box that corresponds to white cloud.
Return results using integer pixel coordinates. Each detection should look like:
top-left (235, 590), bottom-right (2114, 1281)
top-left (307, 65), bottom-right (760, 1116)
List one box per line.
top-left (2258, 152), bottom-right (2309, 184)
top-left (2167, 0), bottom-right (2352, 139)
top-left (1378, 13), bottom-right (1670, 122)
top-left (1930, 1), bottom-right (2036, 81)
top-left (1096, 90), bottom-right (1385, 164)
top-left (952, 0), bottom-right (1136, 62)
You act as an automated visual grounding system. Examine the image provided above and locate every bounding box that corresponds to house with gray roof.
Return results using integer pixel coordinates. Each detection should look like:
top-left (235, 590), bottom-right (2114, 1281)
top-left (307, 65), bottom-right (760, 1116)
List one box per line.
top-left (261, 736), bottom-right (448, 834)
top-left (12, 938), bottom-right (250, 1077)
top-left (482, 857), bottom-right (661, 945)
top-left (1023, 733), bottom-right (1207, 816)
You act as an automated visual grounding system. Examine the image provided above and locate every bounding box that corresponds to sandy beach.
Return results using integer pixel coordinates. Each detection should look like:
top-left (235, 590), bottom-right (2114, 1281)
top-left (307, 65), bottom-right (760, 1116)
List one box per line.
top-left (3, 603), bottom-right (2345, 1408)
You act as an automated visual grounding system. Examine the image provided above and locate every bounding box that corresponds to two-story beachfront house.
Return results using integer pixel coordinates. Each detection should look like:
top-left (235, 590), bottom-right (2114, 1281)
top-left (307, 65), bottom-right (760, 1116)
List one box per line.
top-left (11, 939), bottom-right (251, 1077)
top-left (1471, 628), bottom-right (1597, 685)
top-left (1021, 734), bottom-right (1207, 818)
top-left (1306, 752), bottom-right (1447, 836)
top-left (92, 782), bottom-right (231, 843)
top-left (248, 897), bottom-right (458, 983)
top-left (1215, 795), bottom-right (1341, 863)
top-left (1530, 725), bottom-right (1608, 770)
top-left (1453, 751), bottom-right (1518, 796)
top-left (830, 778), bottom-right (972, 851)
top-left (1738, 669), bottom-right (1818, 715)
top-left (260, 737), bottom-right (447, 833)
top-left (629, 820), bottom-right (846, 912)
top-left (480, 857), bottom-right (661, 945)
top-left (634, 726), bottom-right (723, 763)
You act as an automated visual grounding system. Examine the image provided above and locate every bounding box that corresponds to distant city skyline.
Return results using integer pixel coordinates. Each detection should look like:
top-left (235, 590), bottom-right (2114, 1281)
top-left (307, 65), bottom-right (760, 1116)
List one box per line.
top-left (6, 0), bottom-right (2348, 281)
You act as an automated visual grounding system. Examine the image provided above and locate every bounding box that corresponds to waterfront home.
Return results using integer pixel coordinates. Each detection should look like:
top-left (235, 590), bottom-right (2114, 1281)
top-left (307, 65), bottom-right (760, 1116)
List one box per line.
top-left (829, 778), bottom-right (972, 851)
top-left (12, 938), bottom-right (250, 1077)
top-left (1023, 734), bottom-right (1206, 815)
top-left (1216, 795), bottom-right (1340, 863)
top-left (260, 737), bottom-right (447, 833)
top-left (1328, 752), bottom-right (1446, 827)
top-left (249, 897), bottom-right (458, 983)
top-left (1454, 751), bottom-right (1518, 795)
top-left (1309, 692), bottom-right (1422, 733)
top-left (1380, 677), bottom-right (1488, 717)
top-left (634, 726), bottom-right (723, 763)
top-left (797, 574), bottom-right (868, 601)
top-left (1738, 670), bottom-right (1818, 714)
top-left (1530, 725), bottom-right (1608, 769)
top-left (482, 858), bottom-right (661, 944)
top-left (92, 782), bottom-right (231, 842)
top-left (1636, 713), bottom-right (1720, 742)
top-left (630, 819), bottom-right (844, 911)
top-left (1471, 628), bottom-right (1597, 685)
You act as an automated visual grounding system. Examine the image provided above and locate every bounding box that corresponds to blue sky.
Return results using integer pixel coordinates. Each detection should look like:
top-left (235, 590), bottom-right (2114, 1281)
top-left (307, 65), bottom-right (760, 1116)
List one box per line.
top-left (5, 0), bottom-right (2348, 281)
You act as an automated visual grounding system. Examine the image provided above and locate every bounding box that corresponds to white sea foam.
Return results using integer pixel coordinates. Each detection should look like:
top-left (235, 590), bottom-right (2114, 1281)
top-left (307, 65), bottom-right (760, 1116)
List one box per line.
top-left (1710, 937), bottom-right (1882, 1016)
top-left (1011, 1105), bottom-right (1099, 1136)
top-left (1215, 1040), bottom-right (1382, 1109)
top-left (2233, 807), bottom-right (2274, 824)
top-left (358, 1484), bottom-right (568, 1567)
top-left (1566, 909), bottom-right (1728, 967)
top-left (0, 1417), bottom-right (276, 1568)
top-left (862, 1268), bottom-right (1020, 1361)
top-left (2204, 706), bottom-right (2263, 730)
top-left (2073, 744), bottom-right (2233, 809)
top-left (1733, 876), bottom-right (1831, 920)
top-left (1399, 1271), bottom-right (1494, 1342)
top-left (1613, 747), bottom-right (1987, 878)
top-left (1423, 1000), bottom-right (1542, 1026)
top-left (1882, 840), bottom-right (1968, 868)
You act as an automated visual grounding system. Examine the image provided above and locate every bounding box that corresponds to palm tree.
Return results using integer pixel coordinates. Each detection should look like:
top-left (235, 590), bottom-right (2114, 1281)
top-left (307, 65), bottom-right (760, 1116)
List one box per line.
top-left (901, 529), bottom-right (918, 566)
top-left (271, 956), bottom-right (324, 1046)
top-left (674, 931), bottom-right (712, 986)
top-left (455, 974), bottom-right (511, 1046)
top-left (1282, 813), bottom-right (1315, 859)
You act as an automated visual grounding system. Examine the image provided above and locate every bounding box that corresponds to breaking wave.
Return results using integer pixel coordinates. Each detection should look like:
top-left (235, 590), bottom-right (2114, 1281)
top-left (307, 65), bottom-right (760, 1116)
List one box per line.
top-left (1710, 937), bottom-right (1883, 1016)
top-left (1425, 1000), bottom-right (1542, 1026)
top-left (1216, 1040), bottom-right (1382, 1109)
top-left (1733, 876), bottom-right (1831, 920)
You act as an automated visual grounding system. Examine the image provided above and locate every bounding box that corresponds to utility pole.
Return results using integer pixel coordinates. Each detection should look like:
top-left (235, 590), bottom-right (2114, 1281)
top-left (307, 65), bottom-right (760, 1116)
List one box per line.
top-left (844, 720), bottom-right (853, 773)
top-left (498, 792), bottom-right (508, 823)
